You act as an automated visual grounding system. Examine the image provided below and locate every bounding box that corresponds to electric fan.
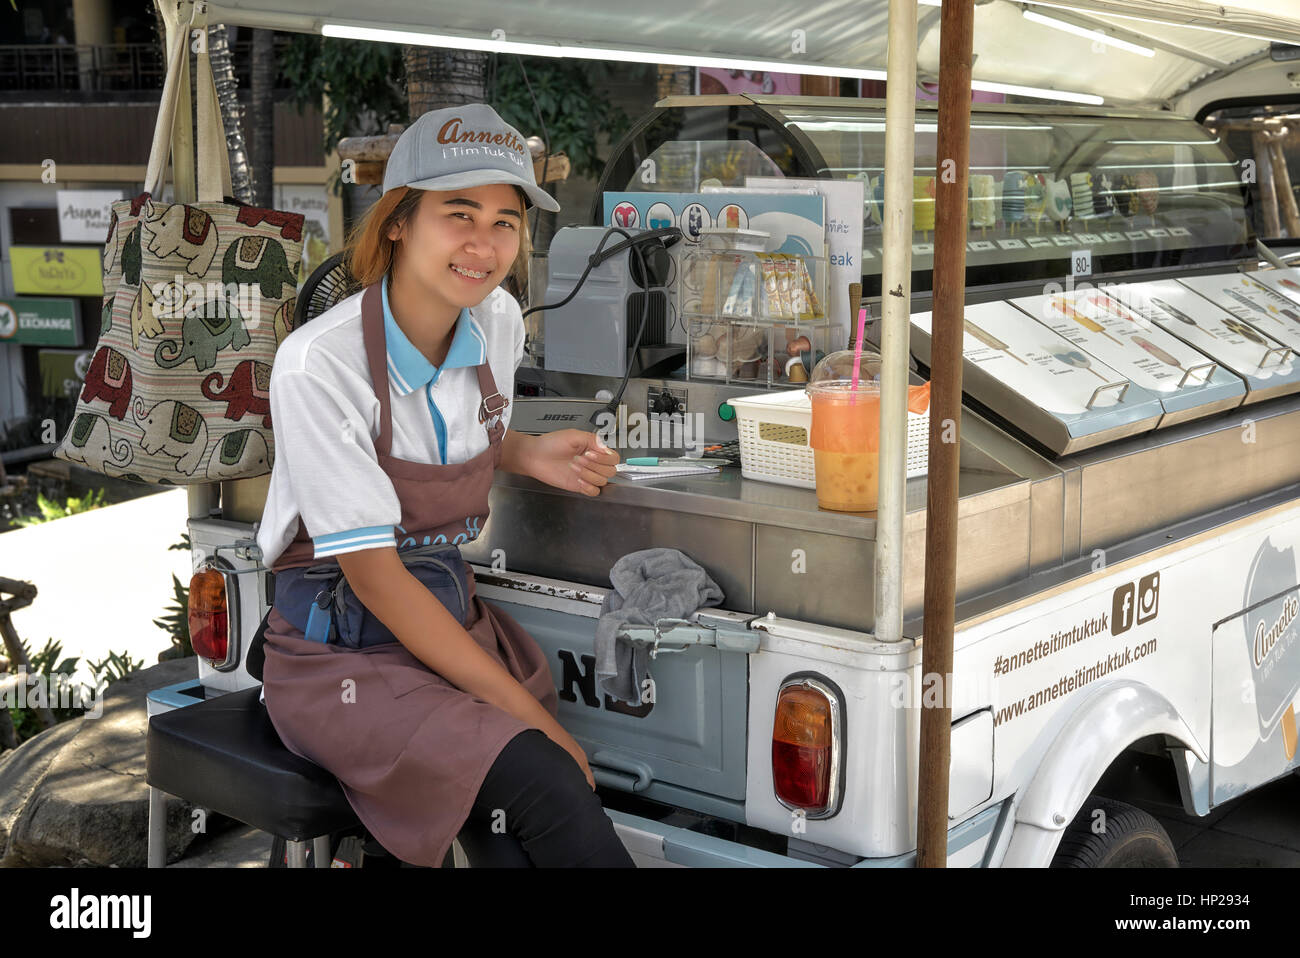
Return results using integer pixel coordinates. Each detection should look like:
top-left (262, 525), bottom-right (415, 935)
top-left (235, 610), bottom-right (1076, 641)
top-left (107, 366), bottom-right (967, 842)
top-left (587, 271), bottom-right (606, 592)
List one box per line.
top-left (293, 251), bottom-right (362, 329)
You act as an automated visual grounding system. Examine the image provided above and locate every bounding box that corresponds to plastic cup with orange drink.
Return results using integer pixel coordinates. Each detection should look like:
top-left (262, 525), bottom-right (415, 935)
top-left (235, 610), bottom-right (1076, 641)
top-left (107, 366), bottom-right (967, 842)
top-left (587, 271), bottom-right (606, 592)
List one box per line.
top-left (807, 349), bottom-right (883, 512)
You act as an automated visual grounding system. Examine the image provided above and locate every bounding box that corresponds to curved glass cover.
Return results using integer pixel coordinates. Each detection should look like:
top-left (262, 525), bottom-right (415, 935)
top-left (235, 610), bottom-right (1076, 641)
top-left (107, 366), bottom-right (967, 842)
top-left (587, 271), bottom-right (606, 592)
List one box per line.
top-left (598, 96), bottom-right (1253, 296)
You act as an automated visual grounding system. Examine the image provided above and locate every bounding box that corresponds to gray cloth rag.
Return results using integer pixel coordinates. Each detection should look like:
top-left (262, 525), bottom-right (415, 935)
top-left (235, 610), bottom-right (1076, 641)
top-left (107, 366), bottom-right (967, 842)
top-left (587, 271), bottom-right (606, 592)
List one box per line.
top-left (595, 548), bottom-right (725, 706)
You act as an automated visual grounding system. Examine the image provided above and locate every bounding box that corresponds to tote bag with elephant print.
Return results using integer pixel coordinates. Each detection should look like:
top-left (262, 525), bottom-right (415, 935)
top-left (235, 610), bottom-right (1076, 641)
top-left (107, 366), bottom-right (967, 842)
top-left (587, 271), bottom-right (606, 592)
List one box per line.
top-left (55, 2), bottom-right (303, 486)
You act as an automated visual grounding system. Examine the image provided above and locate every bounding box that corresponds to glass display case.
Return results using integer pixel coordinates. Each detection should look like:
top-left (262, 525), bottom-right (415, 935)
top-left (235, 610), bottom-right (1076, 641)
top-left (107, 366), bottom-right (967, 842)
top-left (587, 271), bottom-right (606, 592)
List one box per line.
top-left (595, 94), bottom-right (1254, 296)
top-left (677, 238), bottom-right (832, 385)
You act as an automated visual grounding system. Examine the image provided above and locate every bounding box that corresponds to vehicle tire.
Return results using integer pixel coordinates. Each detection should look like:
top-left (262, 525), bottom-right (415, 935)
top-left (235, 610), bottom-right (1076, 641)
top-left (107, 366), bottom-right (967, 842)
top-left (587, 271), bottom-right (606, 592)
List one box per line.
top-left (1051, 796), bottom-right (1179, 867)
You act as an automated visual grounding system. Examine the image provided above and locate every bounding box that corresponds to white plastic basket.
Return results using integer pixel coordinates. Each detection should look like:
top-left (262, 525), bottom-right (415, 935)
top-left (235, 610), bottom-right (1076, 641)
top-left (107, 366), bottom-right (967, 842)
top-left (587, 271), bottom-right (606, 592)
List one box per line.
top-left (728, 389), bottom-right (930, 489)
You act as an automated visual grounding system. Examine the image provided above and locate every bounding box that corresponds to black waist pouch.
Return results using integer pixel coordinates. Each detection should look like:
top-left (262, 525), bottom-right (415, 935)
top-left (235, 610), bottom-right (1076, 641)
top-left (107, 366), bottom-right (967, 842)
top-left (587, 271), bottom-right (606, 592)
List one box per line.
top-left (273, 543), bottom-right (470, 649)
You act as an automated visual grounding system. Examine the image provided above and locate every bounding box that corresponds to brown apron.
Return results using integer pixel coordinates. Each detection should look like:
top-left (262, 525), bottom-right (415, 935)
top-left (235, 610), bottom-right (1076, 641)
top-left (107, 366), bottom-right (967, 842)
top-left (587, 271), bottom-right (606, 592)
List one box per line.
top-left (261, 282), bottom-right (559, 867)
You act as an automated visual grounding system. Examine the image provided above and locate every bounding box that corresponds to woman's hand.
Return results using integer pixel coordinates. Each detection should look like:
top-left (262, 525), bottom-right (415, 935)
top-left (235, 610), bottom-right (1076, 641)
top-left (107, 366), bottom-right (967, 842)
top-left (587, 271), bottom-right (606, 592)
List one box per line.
top-left (523, 428), bottom-right (620, 496)
top-left (543, 724), bottom-right (596, 790)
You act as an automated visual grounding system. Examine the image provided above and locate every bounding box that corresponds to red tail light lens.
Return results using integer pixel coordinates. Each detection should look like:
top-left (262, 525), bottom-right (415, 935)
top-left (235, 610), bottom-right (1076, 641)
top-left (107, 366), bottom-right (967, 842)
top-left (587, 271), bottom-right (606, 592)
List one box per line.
top-left (189, 568), bottom-right (229, 664)
top-left (772, 681), bottom-right (838, 815)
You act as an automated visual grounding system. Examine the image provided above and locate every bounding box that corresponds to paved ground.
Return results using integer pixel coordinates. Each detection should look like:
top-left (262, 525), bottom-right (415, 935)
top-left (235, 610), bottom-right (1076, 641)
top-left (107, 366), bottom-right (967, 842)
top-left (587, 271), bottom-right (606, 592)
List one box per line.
top-left (1, 486), bottom-right (192, 684)
top-left (1142, 773), bottom-right (1300, 867)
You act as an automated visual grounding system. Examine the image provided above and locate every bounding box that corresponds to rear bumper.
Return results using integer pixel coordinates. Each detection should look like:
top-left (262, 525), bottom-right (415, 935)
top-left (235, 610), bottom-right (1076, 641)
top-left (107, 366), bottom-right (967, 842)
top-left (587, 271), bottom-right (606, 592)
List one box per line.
top-left (605, 809), bottom-right (824, 867)
top-left (606, 800), bottom-right (1009, 867)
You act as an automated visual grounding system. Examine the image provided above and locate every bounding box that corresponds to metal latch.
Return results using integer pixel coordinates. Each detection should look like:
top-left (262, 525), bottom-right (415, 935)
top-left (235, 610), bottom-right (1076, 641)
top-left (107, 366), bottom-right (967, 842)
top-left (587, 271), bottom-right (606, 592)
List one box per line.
top-left (616, 616), bottom-right (760, 657)
top-left (210, 538), bottom-right (271, 575)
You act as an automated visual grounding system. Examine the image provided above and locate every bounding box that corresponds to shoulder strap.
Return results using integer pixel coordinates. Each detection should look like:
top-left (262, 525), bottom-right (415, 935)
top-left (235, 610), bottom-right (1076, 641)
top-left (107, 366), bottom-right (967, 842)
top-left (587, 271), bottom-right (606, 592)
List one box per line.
top-left (360, 284), bottom-right (394, 457)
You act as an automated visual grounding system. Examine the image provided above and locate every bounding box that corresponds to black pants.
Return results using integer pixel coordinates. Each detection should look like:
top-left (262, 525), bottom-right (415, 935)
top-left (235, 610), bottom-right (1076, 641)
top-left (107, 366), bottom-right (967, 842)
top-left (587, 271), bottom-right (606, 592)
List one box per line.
top-left (454, 729), bottom-right (636, 867)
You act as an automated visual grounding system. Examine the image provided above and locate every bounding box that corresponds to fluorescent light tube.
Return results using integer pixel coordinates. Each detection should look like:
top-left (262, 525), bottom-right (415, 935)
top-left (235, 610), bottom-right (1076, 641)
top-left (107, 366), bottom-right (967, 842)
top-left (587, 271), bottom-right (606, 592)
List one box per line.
top-left (1023, 9), bottom-right (1156, 56)
top-left (968, 79), bottom-right (1104, 105)
top-left (322, 21), bottom-right (1101, 102)
top-left (321, 23), bottom-right (888, 79)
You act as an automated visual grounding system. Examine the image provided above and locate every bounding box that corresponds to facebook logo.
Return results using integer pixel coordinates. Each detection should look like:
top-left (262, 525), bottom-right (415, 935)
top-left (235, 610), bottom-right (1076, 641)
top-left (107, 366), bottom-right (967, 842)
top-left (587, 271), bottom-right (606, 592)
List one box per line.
top-left (1112, 571), bottom-right (1160, 636)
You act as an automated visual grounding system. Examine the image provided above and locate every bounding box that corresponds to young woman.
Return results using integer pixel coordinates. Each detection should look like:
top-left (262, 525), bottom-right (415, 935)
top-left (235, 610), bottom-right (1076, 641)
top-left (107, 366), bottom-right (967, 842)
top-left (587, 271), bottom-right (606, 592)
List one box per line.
top-left (254, 104), bottom-right (634, 868)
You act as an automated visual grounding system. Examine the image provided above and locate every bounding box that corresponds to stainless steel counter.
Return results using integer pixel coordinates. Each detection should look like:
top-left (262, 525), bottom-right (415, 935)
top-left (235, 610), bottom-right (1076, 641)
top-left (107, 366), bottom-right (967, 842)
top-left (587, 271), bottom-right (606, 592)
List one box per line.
top-left (460, 389), bottom-right (1300, 635)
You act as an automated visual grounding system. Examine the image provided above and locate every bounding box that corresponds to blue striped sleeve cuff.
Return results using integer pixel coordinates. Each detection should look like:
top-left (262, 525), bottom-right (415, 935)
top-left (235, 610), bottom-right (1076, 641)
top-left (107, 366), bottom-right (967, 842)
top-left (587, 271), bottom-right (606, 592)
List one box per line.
top-left (312, 525), bottom-right (396, 558)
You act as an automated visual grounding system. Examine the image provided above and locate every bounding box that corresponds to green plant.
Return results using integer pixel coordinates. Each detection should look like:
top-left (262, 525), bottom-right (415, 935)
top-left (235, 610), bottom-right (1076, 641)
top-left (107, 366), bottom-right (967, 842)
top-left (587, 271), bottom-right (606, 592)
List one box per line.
top-left (7, 638), bottom-right (86, 745)
top-left (85, 650), bottom-right (144, 684)
top-left (154, 535), bottom-right (194, 659)
top-left (280, 34), bottom-right (408, 191)
top-left (10, 488), bottom-right (108, 527)
top-left (277, 35), bottom-right (645, 190)
top-left (3, 638), bottom-right (150, 749)
top-left (489, 56), bottom-right (648, 180)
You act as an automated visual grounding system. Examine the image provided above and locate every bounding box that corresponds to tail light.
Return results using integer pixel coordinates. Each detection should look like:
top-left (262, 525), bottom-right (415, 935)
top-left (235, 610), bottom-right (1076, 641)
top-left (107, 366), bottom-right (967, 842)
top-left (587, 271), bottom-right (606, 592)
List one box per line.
top-left (772, 676), bottom-right (843, 818)
top-left (189, 564), bottom-right (235, 668)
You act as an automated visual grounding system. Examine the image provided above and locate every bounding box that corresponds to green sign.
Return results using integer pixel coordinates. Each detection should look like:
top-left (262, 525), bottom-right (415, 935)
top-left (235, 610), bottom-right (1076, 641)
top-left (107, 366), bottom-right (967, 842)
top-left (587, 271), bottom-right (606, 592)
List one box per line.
top-left (0, 297), bottom-right (82, 347)
top-left (9, 246), bottom-right (103, 296)
top-left (38, 348), bottom-right (90, 398)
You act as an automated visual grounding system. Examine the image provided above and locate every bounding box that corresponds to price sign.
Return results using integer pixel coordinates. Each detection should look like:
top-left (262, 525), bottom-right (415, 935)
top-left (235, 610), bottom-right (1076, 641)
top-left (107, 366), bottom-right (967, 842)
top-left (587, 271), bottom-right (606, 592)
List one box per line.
top-left (1071, 249), bottom-right (1092, 277)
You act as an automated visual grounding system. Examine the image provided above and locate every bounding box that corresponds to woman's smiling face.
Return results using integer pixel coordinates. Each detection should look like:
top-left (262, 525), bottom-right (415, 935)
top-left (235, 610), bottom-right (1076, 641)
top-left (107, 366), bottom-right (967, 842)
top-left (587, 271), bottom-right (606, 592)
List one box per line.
top-left (387, 183), bottom-right (524, 308)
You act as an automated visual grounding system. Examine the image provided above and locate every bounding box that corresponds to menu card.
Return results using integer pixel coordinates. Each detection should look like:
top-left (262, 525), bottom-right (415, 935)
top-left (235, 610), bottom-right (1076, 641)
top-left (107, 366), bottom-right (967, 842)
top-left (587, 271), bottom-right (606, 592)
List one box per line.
top-left (1178, 272), bottom-right (1300, 355)
top-left (1245, 266), bottom-right (1300, 308)
top-left (1008, 287), bottom-right (1243, 421)
top-left (1109, 279), bottom-right (1297, 398)
top-left (910, 300), bottom-right (1163, 454)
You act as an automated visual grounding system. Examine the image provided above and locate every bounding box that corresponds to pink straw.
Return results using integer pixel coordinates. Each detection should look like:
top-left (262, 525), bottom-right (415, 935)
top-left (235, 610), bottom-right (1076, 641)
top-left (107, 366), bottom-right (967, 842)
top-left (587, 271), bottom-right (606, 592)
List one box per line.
top-left (850, 306), bottom-right (868, 404)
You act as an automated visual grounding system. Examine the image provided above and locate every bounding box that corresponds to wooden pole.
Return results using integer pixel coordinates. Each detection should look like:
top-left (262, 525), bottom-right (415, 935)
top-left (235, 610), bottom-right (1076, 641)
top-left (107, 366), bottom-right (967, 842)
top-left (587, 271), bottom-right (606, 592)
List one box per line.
top-left (1253, 130), bottom-right (1282, 240)
top-left (917, 0), bottom-right (973, 869)
top-left (0, 576), bottom-right (56, 731)
top-left (1266, 135), bottom-right (1300, 238)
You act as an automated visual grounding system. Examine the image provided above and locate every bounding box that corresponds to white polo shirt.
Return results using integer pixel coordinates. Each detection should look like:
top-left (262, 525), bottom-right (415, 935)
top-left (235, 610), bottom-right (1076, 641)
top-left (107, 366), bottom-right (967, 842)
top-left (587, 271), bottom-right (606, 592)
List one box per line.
top-left (255, 275), bottom-right (525, 571)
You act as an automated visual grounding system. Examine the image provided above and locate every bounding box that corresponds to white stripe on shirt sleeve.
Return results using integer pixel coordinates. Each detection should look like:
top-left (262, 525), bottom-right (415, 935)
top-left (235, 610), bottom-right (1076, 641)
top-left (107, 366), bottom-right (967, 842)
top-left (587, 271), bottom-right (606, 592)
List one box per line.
top-left (312, 525), bottom-right (397, 557)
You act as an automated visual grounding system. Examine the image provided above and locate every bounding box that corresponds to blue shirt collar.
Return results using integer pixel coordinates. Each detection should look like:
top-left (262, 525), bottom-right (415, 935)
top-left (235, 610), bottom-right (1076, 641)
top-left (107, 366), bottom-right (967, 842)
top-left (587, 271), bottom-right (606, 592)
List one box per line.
top-left (381, 274), bottom-right (487, 396)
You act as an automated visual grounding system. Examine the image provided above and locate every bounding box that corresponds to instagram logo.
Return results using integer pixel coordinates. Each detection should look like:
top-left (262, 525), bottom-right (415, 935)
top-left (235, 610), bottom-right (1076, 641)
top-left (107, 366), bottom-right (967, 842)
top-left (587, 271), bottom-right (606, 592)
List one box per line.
top-left (1136, 572), bottom-right (1160, 624)
top-left (1112, 571), bottom-right (1161, 636)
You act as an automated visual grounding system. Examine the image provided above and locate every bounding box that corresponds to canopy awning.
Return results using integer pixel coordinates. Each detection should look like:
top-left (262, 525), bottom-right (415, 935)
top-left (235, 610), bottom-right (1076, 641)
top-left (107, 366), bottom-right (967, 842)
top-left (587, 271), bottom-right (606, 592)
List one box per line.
top-left (200, 0), bottom-right (1300, 108)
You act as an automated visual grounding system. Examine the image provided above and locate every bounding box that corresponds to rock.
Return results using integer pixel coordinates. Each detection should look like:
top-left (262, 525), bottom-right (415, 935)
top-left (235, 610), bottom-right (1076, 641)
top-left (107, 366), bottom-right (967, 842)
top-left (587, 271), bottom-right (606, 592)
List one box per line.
top-left (0, 719), bottom-right (83, 864)
top-left (0, 656), bottom-right (242, 867)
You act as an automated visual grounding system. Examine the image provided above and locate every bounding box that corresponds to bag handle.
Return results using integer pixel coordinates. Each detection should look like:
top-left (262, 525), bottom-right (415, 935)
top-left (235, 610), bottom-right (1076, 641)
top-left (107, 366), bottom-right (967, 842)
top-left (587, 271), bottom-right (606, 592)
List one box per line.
top-left (195, 5), bottom-right (234, 203)
top-left (141, 11), bottom-right (190, 198)
top-left (142, 1), bottom-right (232, 204)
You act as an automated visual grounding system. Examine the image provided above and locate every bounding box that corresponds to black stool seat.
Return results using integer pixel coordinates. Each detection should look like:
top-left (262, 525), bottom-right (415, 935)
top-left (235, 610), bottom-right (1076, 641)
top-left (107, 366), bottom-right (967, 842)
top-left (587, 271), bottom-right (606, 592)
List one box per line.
top-left (146, 685), bottom-right (360, 842)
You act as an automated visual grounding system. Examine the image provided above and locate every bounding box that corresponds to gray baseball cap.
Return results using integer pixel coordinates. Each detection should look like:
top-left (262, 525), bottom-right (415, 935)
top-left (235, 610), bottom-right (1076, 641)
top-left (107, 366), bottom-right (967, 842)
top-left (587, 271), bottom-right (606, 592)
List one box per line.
top-left (382, 103), bottom-right (561, 213)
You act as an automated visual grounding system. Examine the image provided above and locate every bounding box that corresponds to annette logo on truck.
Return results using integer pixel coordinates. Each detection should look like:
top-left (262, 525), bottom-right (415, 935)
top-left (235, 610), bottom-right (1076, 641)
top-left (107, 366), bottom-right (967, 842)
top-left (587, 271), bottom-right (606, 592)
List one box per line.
top-left (1112, 571), bottom-right (1160, 635)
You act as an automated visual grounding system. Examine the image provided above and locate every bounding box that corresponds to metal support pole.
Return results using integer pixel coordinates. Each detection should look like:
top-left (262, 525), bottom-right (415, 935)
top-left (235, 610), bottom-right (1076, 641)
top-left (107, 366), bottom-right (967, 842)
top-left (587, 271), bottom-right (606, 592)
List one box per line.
top-left (875, 0), bottom-right (918, 647)
top-left (148, 787), bottom-right (168, 867)
top-left (287, 839), bottom-right (309, 867)
top-left (917, 0), bottom-right (974, 869)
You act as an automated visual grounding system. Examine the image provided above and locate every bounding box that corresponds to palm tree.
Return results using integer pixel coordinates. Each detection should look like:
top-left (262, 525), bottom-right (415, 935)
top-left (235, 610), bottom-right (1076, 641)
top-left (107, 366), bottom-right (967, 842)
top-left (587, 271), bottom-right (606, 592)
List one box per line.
top-left (401, 46), bottom-right (489, 114)
top-left (249, 28), bottom-right (275, 207)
